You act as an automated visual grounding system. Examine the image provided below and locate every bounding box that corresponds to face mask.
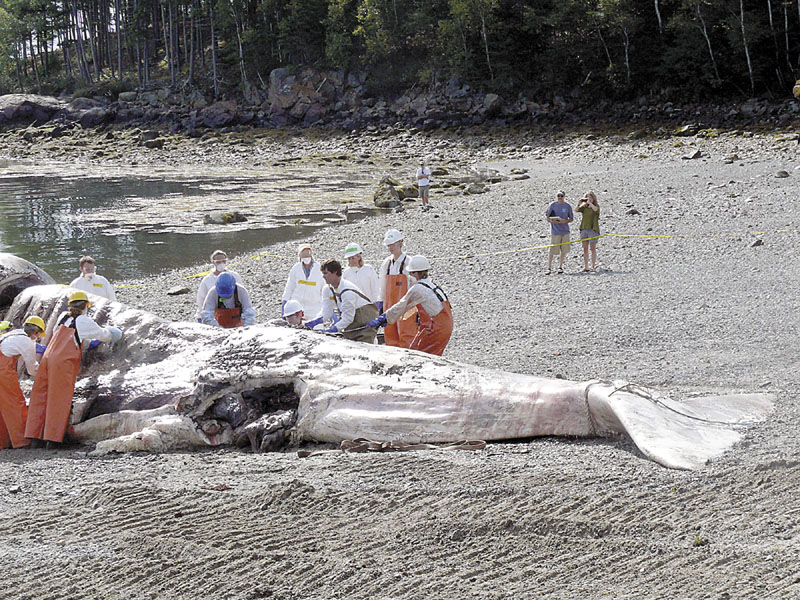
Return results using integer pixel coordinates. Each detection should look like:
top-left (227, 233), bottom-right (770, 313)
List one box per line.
top-left (214, 262), bottom-right (227, 273)
top-left (301, 257), bottom-right (312, 266)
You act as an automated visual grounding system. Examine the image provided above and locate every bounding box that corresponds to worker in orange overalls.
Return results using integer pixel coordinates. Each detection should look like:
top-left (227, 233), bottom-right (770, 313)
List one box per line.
top-left (0, 316), bottom-right (45, 449)
top-left (368, 255), bottom-right (453, 356)
top-left (200, 272), bottom-right (256, 328)
top-left (25, 290), bottom-right (122, 447)
top-left (377, 229), bottom-right (416, 348)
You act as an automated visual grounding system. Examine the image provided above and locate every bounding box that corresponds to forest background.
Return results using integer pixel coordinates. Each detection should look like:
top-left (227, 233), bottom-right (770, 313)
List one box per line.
top-left (0, 0), bottom-right (799, 109)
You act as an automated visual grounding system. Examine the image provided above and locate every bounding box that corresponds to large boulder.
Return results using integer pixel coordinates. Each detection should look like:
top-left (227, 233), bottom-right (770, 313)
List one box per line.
top-left (373, 176), bottom-right (402, 208)
top-left (80, 107), bottom-right (113, 128)
top-left (483, 93), bottom-right (503, 117)
top-left (200, 101), bottom-right (238, 128)
top-left (203, 211), bottom-right (248, 225)
top-left (0, 94), bottom-right (64, 125)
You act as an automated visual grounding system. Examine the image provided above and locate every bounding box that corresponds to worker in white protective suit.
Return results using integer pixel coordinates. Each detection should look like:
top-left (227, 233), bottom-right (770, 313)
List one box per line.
top-left (195, 250), bottom-right (243, 322)
top-left (69, 256), bottom-right (116, 301)
top-left (281, 243), bottom-right (325, 319)
top-left (342, 242), bottom-right (380, 303)
top-left (304, 259), bottom-right (379, 344)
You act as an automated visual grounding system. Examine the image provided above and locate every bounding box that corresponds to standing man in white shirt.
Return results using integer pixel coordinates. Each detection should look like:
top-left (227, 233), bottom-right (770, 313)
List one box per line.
top-left (195, 250), bottom-right (243, 322)
top-left (416, 159), bottom-right (432, 212)
top-left (69, 256), bottom-right (116, 301)
top-left (282, 243), bottom-right (325, 319)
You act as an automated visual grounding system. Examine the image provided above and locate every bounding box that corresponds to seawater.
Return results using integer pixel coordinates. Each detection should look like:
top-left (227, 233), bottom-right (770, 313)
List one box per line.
top-left (0, 161), bottom-right (383, 282)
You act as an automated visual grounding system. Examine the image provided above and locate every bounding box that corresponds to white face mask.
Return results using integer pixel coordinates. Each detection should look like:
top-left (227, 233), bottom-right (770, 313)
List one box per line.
top-left (214, 262), bottom-right (227, 273)
top-left (301, 257), bottom-right (312, 266)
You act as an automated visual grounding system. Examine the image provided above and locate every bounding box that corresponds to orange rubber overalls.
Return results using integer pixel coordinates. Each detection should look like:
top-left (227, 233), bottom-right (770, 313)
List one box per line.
top-left (0, 332), bottom-right (31, 448)
top-left (25, 314), bottom-right (83, 443)
top-left (215, 288), bottom-right (243, 328)
top-left (409, 282), bottom-right (453, 357)
top-left (383, 256), bottom-right (417, 348)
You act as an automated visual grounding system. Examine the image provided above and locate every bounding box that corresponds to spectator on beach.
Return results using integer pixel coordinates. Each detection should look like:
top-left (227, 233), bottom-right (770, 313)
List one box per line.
top-left (545, 191), bottom-right (574, 274)
top-left (368, 255), bottom-right (453, 356)
top-left (304, 259), bottom-right (379, 344)
top-left (342, 242), bottom-right (380, 303)
top-left (69, 256), bottom-right (116, 301)
top-left (0, 316), bottom-right (45, 449)
top-left (195, 250), bottom-right (243, 322)
top-left (377, 229), bottom-right (416, 348)
top-left (282, 243), bottom-right (325, 319)
top-left (417, 159), bottom-right (432, 212)
top-left (201, 272), bottom-right (256, 328)
top-left (576, 191), bottom-right (601, 272)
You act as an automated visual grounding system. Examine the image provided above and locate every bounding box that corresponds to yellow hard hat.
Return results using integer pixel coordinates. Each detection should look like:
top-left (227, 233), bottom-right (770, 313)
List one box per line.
top-left (24, 316), bottom-right (46, 332)
top-left (0, 320), bottom-right (11, 332)
top-left (68, 290), bottom-right (90, 304)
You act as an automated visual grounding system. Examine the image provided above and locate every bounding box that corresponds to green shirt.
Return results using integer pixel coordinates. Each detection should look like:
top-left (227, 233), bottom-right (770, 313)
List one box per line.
top-left (577, 204), bottom-right (600, 234)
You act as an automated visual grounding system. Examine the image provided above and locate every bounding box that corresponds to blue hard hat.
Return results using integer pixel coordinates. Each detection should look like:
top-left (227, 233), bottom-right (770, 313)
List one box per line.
top-left (216, 272), bottom-right (236, 298)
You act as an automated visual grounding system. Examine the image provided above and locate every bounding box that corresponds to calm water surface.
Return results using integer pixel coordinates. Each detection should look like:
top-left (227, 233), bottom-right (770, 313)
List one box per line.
top-left (0, 161), bottom-right (383, 282)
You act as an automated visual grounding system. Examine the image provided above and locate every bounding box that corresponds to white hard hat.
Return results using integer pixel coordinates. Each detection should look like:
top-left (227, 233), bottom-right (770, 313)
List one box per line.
top-left (284, 299), bottom-right (303, 316)
top-left (297, 243), bottom-right (312, 257)
top-left (383, 229), bottom-right (404, 246)
top-left (408, 255), bottom-right (430, 272)
top-left (343, 242), bottom-right (363, 259)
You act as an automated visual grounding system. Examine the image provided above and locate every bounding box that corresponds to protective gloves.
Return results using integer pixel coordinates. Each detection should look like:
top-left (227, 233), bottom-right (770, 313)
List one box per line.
top-left (367, 315), bottom-right (387, 328)
top-left (281, 300), bottom-right (286, 316)
top-left (87, 340), bottom-right (101, 350)
top-left (376, 301), bottom-right (383, 313)
top-left (36, 343), bottom-right (47, 354)
top-left (323, 325), bottom-right (338, 334)
top-left (108, 326), bottom-right (123, 342)
top-left (304, 317), bottom-right (323, 329)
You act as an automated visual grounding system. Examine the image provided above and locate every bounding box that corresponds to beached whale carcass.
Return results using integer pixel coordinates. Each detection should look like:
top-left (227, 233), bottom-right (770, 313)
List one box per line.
top-left (5, 283), bottom-right (774, 470)
top-left (0, 252), bottom-right (56, 310)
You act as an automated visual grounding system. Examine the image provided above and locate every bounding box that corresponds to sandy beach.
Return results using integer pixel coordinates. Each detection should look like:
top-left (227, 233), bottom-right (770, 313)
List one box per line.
top-left (1, 126), bottom-right (799, 599)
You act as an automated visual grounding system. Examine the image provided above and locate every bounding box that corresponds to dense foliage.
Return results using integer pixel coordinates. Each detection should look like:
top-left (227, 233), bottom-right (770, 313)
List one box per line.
top-left (1, 0), bottom-right (799, 101)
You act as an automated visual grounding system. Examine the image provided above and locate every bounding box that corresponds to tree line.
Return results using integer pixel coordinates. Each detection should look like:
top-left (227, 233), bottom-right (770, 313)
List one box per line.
top-left (1, 0), bottom-right (799, 102)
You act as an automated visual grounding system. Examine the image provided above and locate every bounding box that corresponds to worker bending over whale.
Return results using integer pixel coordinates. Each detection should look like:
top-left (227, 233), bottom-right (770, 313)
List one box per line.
top-left (0, 316), bottom-right (45, 449)
top-left (305, 259), bottom-right (379, 344)
top-left (368, 255), bottom-right (453, 356)
top-left (25, 291), bottom-right (122, 446)
top-left (201, 272), bottom-right (256, 328)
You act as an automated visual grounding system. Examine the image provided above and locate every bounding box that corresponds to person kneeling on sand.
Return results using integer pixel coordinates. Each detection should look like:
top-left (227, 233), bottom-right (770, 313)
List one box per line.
top-left (304, 259), bottom-right (379, 344)
top-left (368, 255), bottom-right (453, 356)
top-left (0, 316), bottom-right (45, 449)
top-left (25, 291), bottom-right (122, 448)
top-left (195, 250), bottom-right (243, 322)
top-left (201, 272), bottom-right (256, 328)
top-left (282, 300), bottom-right (306, 327)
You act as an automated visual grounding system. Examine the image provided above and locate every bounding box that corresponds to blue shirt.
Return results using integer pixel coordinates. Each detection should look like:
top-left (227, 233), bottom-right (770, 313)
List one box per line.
top-left (546, 202), bottom-right (573, 235)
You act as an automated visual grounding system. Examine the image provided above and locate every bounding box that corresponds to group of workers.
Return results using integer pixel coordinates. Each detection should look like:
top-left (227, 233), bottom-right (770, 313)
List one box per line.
top-left (0, 289), bottom-right (122, 449)
top-left (196, 228), bottom-right (453, 356)
top-left (0, 227), bottom-right (453, 451)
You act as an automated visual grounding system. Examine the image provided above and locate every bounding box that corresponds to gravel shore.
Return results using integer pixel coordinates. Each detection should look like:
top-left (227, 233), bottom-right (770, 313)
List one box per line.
top-left (1, 127), bottom-right (799, 599)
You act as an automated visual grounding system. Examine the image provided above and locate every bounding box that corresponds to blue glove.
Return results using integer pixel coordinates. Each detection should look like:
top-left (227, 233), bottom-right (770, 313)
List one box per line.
top-left (281, 300), bottom-right (286, 316)
top-left (376, 301), bottom-right (383, 313)
top-left (324, 325), bottom-right (338, 334)
top-left (304, 317), bottom-right (323, 329)
top-left (87, 340), bottom-right (101, 350)
top-left (331, 312), bottom-right (340, 324)
top-left (367, 315), bottom-right (387, 328)
top-left (108, 326), bottom-right (123, 342)
top-left (36, 343), bottom-right (47, 354)
top-left (197, 318), bottom-right (202, 323)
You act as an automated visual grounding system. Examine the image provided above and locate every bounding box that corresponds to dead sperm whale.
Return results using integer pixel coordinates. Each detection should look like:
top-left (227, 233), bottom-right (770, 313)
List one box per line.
top-left (0, 252), bottom-right (56, 310)
top-left (6, 283), bottom-right (774, 470)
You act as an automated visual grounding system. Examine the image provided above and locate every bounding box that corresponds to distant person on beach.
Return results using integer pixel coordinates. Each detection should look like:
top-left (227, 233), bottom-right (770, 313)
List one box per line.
top-left (282, 243), bottom-right (325, 319)
top-left (25, 290), bottom-right (122, 448)
top-left (545, 191), bottom-right (573, 274)
top-left (576, 191), bottom-right (600, 272)
top-left (196, 250), bottom-right (243, 322)
top-left (368, 255), bottom-right (453, 356)
top-left (304, 259), bottom-right (379, 344)
top-left (342, 242), bottom-right (380, 303)
top-left (377, 229), bottom-right (416, 348)
top-left (69, 256), bottom-right (116, 301)
top-left (417, 160), bottom-right (432, 212)
top-left (201, 272), bottom-right (256, 328)
top-left (0, 316), bottom-right (45, 449)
